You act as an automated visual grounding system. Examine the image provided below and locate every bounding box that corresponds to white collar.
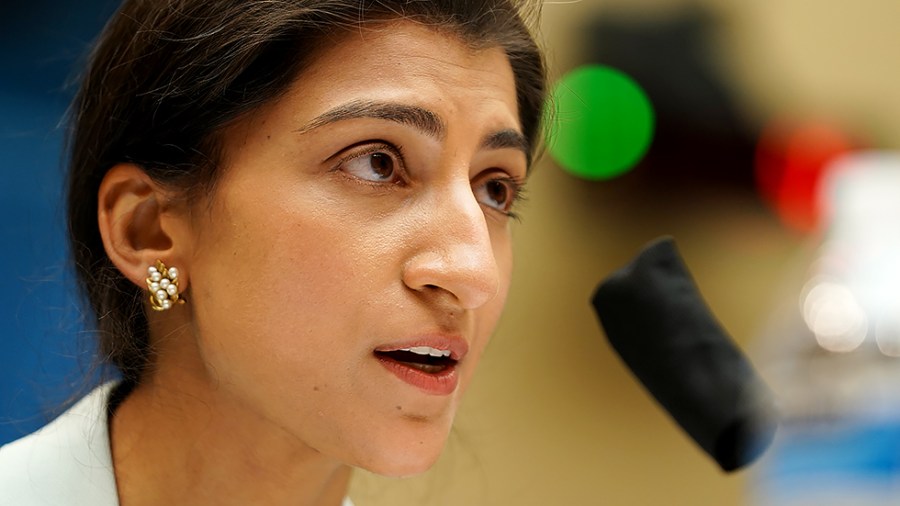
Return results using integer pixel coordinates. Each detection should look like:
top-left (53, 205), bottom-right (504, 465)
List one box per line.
top-left (0, 383), bottom-right (355, 506)
top-left (0, 382), bottom-right (120, 505)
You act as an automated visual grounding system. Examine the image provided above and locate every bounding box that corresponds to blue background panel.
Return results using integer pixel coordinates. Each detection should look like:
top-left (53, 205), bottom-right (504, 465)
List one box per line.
top-left (0, 1), bottom-right (117, 444)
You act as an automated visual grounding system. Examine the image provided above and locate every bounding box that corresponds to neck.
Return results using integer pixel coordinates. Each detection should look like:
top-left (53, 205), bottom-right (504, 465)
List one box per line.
top-left (110, 351), bottom-right (351, 506)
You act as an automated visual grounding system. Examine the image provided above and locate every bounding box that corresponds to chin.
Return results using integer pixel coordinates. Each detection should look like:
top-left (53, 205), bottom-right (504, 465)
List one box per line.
top-left (365, 450), bottom-right (444, 478)
top-left (353, 420), bottom-right (452, 477)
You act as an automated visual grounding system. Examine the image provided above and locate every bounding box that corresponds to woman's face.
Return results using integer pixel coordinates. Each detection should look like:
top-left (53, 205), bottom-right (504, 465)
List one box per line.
top-left (183, 21), bottom-right (526, 475)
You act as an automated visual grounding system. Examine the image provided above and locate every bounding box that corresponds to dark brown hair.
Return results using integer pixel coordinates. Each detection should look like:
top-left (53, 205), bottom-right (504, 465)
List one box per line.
top-left (67, 0), bottom-right (547, 384)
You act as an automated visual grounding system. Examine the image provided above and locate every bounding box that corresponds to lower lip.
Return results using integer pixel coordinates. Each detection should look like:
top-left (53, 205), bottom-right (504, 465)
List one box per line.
top-left (376, 356), bottom-right (459, 396)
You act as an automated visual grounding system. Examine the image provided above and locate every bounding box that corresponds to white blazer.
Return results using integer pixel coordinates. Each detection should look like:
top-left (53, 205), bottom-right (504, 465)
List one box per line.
top-left (0, 384), bottom-right (354, 506)
top-left (0, 383), bottom-right (119, 505)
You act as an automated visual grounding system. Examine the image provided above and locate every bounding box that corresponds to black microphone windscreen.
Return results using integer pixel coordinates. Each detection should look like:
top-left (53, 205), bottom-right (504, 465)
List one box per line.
top-left (592, 237), bottom-right (778, 472)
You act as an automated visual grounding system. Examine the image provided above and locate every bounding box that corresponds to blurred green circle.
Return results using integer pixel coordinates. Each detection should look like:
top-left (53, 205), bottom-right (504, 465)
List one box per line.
top-left (546, 65), bottom-right (655, 180)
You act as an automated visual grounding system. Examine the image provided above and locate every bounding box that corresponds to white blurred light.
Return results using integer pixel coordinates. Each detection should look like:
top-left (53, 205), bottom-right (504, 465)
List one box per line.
top-left (875, 314), bottom-right (900, 357)
top-left (801, 279), bottom-right (868, 352)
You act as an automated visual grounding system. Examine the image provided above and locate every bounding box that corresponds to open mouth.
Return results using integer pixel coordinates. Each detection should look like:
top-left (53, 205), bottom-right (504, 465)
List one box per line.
top-left (374, 346), bottom-right (457, 374)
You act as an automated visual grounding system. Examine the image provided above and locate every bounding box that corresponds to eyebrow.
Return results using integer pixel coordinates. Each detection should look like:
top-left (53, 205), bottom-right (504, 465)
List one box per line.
top-left (481, 129), bottom-right (529, 156)
top-left (295, 99), bottom-right (445, 139)
top-left (296, 99), bottom-right (531, 158)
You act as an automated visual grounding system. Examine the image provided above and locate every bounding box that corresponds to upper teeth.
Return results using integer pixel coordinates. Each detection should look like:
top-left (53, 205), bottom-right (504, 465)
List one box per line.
top-left (401, 346), bottom-right (451, 358)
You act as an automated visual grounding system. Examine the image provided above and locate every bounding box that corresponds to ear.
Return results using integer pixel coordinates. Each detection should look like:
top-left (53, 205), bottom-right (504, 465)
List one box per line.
top-left (98, 164), bottom-right (191, 292)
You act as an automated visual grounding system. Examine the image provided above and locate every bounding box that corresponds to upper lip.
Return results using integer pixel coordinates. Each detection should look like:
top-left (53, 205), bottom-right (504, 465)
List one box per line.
top-left (374, 333), bottom-right (469, 362)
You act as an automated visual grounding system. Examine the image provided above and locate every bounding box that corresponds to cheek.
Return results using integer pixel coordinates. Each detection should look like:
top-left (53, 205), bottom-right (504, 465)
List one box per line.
top-left (187, 189), bottom-right (377, 390)
top-left (182, 168), bottom-right (516, 471)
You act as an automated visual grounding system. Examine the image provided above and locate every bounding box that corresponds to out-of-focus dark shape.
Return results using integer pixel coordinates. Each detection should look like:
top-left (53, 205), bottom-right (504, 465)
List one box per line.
top-left (0, 2), bottom-right (117, 92)
top-left (592, 237), bottom-right (779, 472)
top-left (585, 8), bottom-right (758, 189)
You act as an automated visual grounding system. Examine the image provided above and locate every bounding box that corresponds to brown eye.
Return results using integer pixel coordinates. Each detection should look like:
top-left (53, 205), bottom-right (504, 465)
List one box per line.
top-left (474, 176), bottom-right (520, 213)
top-left (369, 152), bottom-right (394, 179)
top-left (486, 180), bottom-right (509, 207)
top-left (341, 150), bottom-right (399, 182)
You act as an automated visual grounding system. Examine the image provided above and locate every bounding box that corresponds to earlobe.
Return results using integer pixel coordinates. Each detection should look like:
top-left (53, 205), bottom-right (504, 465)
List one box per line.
top-left (97, 164), bottom-right (188, 292)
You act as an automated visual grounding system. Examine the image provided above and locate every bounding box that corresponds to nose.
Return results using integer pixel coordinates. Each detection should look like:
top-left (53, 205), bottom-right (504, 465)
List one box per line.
top-left (402, 181), bottom-right (501, 311)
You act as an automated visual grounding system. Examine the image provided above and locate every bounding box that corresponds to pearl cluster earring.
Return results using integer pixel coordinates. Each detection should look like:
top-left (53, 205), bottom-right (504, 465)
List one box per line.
top-left (146, 260), bottom-right (184, 311)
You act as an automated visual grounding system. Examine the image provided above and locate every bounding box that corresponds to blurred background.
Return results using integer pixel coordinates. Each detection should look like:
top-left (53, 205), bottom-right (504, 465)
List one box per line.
top-left (4, 0), bottom-right (900, 504)
top-left (0, 0), bottom-right (119, 445)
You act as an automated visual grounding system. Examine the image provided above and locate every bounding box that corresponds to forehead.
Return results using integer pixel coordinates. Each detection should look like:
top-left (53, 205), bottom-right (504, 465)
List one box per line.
top-left (280, 20), bottom-right (520, 128)
top-left (308, 20), bottom-right (509, 75)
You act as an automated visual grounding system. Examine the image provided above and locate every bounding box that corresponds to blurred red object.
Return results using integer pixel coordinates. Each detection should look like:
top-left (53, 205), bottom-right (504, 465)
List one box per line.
top-left (755, 119), bottom-right (857, 233)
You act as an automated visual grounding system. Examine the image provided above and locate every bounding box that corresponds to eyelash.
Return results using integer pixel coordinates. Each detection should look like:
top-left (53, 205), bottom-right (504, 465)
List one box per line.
top-left (332, 141), bottom-right (527, 219)
top-left (332, 141), bottom-right (408, 186)
top-left (481, 175), bottom-right (527, 221)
